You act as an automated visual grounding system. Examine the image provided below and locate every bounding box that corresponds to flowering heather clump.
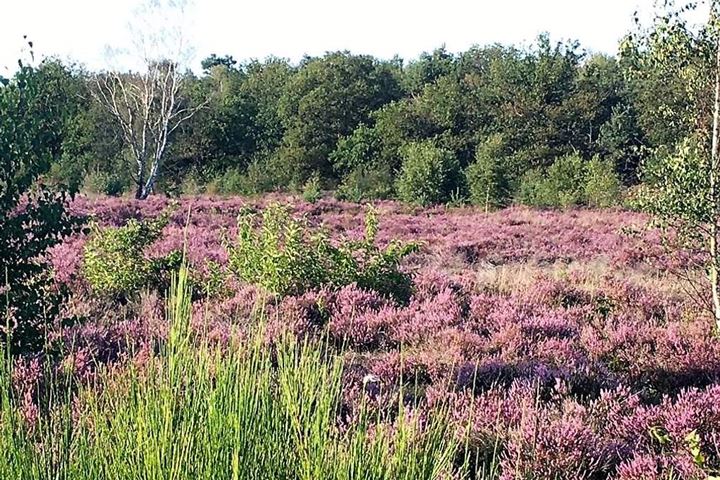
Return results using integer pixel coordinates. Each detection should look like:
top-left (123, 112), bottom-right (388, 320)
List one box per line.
top-left (32, 194), bottom-right (720, 478)
top-left (326, 285), bottom-right (394, 349)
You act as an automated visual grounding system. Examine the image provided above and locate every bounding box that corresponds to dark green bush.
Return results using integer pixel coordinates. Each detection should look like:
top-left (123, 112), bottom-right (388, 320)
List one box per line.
top-left (82, 214), bottom-right (181, 299)
top-left (329, 123), bottom-right (383, 177)
top-left (178, 168), bottom-right (208, 196)
top-left (395, 141), bottom-right (462, 206)
top-left (46, 155), bottom-right (86, 192)
top-left (209, 159), bottom-right (279, 196)
top-left (336, 164), bottom-right (395, 203)
top-left (243, 158), bottom-right (280, 194)
top-left (547, 153), bottom-right (586, 208)
top-left (212, 167), bottom-right (247, 196)
top-left (516, 168), bottom-right (550, 207)
top-left (82, 170), bottom-right (127, 197)
top-left (0, 61), bottom-right (84, 354)
top-left (226, 204), bottom-right (418, 302)
top-left (517, 153), bottom-right (586, 208)
top-left (465, 135), bottom-right (511, 210)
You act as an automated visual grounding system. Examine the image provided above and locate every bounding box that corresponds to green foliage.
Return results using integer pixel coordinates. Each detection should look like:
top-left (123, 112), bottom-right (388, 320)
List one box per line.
top-left (329, 123), bottom-right (384, 176)
top-left (47, 155), bottom-right (86, 192)
top-left (620, 4), bottom-right (714, 152)
top-left (621, 1), bottom-right (720, 330)
top-left (82, 214), bottom-right (181, 298)
top-left (301, 172), bottom-right (323, 203)
top-left (516, 168), bottom-right (549, 207)
top-left (402, 46), bottom-right (456, 94)
top-left (336, 164), bottom-right (395, 203)
top-left (277, 52), bottom-right (403, 184)
top-left (465, 134), bottom-right (511, 210)
top-left (584, 156), bottom-right (622, 208)
top-left (21, 32), bottom-right (699, 205)
top-left (179, 168), bottom-right (207, 195)
top-left (226, 204), bottom-right (418, 302)
top-left (200, 53), bottom-right (238, 73)
top-left (546, 153), bottom-right (586, 208)
top-left (395, 141), bottom-right (462, 206)
top-left (633, 138), bottom-right (711, 246)
top-left (518, 153), bottom-right (623, 209)
top-left (82, 170), bottom-right (127, 197)
top-left (205, 158), bottom-right (281, 197)
top-left (198, 260), bottom-right (231, 298)
top-left (598, 105), bottom-right (645, 183)
top-left (211, 167), bottom-right (247, 196)
top-left (517, 153), bottom-right (587, 208)
top-left (0, 59), bottom-right (84, 355)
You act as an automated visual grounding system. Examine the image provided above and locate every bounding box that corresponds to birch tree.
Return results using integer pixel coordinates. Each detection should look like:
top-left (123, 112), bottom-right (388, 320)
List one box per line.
top-left (93, 0), bottom-right (203, 199)
top-left (626, 0), bottom-right (720, 331)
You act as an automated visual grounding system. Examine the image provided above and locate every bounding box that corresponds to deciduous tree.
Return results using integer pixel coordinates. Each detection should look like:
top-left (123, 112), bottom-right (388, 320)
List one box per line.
top-left (628, 0), bottom-right (720, 330)
top-left (93, 0), bottom-right (205, 199)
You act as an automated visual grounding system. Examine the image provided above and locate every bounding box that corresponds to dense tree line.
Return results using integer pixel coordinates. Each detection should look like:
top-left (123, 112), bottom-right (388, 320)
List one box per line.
top-left (27, 33), bottom-right (693, 206)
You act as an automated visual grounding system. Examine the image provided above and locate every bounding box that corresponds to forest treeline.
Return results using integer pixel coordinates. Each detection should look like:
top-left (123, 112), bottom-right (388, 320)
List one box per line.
top-left (20, 33), bottom-right (699, 207)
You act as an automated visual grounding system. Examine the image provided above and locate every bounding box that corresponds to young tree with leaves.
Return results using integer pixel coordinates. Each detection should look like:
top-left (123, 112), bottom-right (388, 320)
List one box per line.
top-left (1, 52), bottom-right (83, 354)
top-left (627, 0), bottom-right (720, 330)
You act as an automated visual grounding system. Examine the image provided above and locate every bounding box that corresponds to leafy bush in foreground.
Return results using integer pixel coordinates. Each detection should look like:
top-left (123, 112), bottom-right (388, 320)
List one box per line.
top-left (227, 204), bottom-right (418, 301)
top-left (0, 61), bottom-right (83, 354)
top-left (82, 213), bottom-right (182, 298)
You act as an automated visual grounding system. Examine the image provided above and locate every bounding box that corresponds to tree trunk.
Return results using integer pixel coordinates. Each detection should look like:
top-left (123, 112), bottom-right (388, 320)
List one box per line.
top-left (135, 168), bottom-right (146, 199)
top-left (710, 9), bottom-right (720, 333)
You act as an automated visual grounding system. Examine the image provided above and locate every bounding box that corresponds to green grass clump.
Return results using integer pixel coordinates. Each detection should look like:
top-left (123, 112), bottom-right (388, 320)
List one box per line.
top-left (0, 266), bottom-right (460, 479)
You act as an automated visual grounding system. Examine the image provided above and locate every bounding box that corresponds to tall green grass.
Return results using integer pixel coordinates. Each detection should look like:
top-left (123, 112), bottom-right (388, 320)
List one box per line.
top-left (0, 267), bottom-right (461, 479)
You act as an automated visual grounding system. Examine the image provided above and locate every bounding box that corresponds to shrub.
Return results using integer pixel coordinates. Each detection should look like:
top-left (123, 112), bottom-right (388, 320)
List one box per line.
top-left (210, 160), bottom-right (279, 196)
top-left (584, 156), bottom-right (622, 208)
top-left (517, 168), bottom-right (552, 207)
top-left (226, 204), bottom-right (418, 302)
top-left (213, 168), bottom-right (247, 196)
top-left (82, 213), bottom-right (181, 299)
top-left (546, 153), bottom-right (586, 208)
top-left (243, 158), bottom-right (279, 194)
top-left (517, 154), bottom-right (586, 208)
top-left (336, 164), bottom-right (395, 203)
top-left (465, 135), bottom-right (511, 210)
top-left (302, 172), bottom-right (323, 203)
top-left (82, 170), bottom-right (127, 197)
top-left (329, 123), bottom-right (383, 177)
top-left (395, 141), bottom-right (462, 206)
top-left (46, 154), bottom-right (86, 193)
top-left (0, 61), bottom-right (84, 355)
top-left (179, 169), bottom-right (207, 196)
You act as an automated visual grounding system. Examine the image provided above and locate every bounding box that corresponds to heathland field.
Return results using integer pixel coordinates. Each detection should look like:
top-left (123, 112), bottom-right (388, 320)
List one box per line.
top-left (5, 0), bottom-right (720, 477)
top-left (1, 194), bottom-right (716, 479)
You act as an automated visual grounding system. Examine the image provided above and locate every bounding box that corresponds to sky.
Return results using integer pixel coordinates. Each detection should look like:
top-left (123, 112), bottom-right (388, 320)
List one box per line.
top-left (0, 0), bottom-right (698, 74)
